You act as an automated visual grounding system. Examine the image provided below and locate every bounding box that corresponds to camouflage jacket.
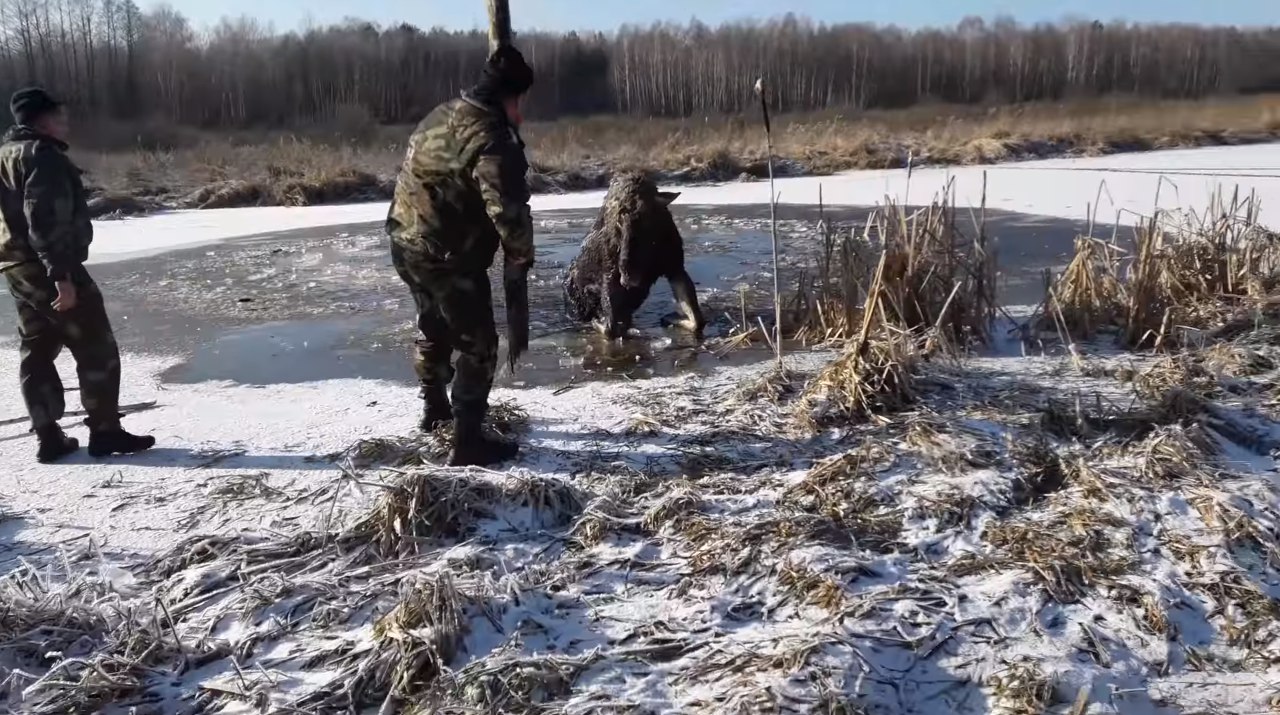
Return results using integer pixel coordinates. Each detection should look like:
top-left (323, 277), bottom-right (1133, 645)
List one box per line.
top-left (386, 94), bottom-right (534, 273)
top-left (0, 126), bottom-right (93, 280)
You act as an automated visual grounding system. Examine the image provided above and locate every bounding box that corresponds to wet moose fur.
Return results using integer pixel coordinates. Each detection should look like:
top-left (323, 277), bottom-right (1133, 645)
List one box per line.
top-left (563, 173), bottom-right (705, 339)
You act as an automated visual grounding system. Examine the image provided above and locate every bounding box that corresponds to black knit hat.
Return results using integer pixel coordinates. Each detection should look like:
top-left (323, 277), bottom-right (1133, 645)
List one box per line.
top-left (10, 87), bottom-right (62, 126)
top-left (476, 45), bottom-right (535, 100)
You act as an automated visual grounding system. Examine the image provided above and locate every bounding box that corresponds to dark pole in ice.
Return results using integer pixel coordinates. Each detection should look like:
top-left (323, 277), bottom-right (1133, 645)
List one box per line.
top-left (487, 0), bottom-right (528, 374)
top-left (755, 77), bottom-right (783, 365)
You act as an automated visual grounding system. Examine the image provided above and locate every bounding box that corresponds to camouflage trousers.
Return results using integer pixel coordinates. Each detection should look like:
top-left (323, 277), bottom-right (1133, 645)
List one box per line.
top-left (4, 262), bottom-right (122, 431)
top-left (391, 242), bottom-right (498, 420)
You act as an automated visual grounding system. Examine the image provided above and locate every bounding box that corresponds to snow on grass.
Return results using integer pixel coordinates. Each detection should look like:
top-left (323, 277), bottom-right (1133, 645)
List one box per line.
top-left (5, 336), bottom-right (1280, 713)
top-left (8, 153), bottom-right (1280, 711)
top-left (88, 143), bottom-right (1280, 264)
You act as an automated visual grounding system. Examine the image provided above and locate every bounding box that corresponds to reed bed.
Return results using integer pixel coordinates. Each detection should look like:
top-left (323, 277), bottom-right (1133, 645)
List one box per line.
top-left (795, 255), bottom-right (923, 428)
top-left (788, 180), bottom-right (998, 349)
top-left (1040, 188), bottom-right (1280, 349)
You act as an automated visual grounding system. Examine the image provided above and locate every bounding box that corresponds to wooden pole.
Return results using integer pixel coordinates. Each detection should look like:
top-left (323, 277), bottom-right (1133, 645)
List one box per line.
top-left (486, 0), bottom-right (511, 51)
top-left (486, 0), bottom-right (528, 374)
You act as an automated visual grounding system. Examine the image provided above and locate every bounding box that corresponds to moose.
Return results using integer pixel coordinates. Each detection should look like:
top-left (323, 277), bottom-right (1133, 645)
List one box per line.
top-left (563, 173), bottom-right (706, 339)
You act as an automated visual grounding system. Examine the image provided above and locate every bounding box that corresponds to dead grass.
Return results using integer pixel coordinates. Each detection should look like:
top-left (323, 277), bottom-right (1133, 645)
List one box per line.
top-left (1202, 341), bottom-right (1277, 377)
top-left (782, 178), bottom-right (1005, 431)
top-left (1008, 434), bottom-right (1068, 505)
top-left (794, 249), bottom-right (942, 429)
top-left (373, 576), bottom-right (467, 693)
top-left (641, 487), bottom-right (703, 534)
top-left (445, 650), bottom-right (600, 712)
top-left (984, 503), bottom-right (1136, 603)
top-left (1041, 188), bottom-right (1280, 349)
top-left (905, 418), bottom-right (1002, 475)
top-left (568, 495), bottom-right (631, 548)
top-left (789, 180), bottom-right (997, 348)
top-left (0, 563), bottom-right (222, 714)
top-left (1138, 423), bottom-right (1224, 485)
top-left (988, 658), bottom-right (1057, 715)
top-left (348, 469), bottom-right (581, 560)
top-left (1043, 236), bottom-right (1127, 339)
top-left (1190, 490), bottom-right (1280, 572)
top-left (797, 321), bottom-right (919, 428)
top-left (528, 94), bottom-right (1280, 179)
top-left (298, 574), bottom-right (468, 711)
top-left (777, 560), bottom-right (847, 613)
top-left (781, 447), bottom-right (903, 550)
top-left (329, 436), bottom-right (425, 469)
top-left (1039, 386), bottom-right (1208, 444)
top-left (81, 137), bottom-right (399, 209)
top-left (1123, 190), bottom-right (1279, 349)
top-left (1131, 354), bottom-right (1223, 399)
top-left (787, 205), bottom-right (876, 344)
top-left (76, 94), bottom-right (1280, 211)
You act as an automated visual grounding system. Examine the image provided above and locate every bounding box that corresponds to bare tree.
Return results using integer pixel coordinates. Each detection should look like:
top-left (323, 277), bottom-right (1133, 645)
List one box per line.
top-left (0, 4), bottom-right (1273, 133)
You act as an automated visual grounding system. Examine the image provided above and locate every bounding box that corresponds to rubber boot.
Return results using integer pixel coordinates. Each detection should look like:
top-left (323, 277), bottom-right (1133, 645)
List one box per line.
top-left (88, 426), bottom-right (156, 458)
top-left (448, 413), bottom-right (519, 467)
top-left (36, 425), bottom-right (79, 464)
top-left (420, 385), bottom-right (453, 432)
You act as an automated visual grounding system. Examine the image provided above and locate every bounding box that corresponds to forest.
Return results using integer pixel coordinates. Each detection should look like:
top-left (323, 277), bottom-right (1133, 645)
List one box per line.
top-left (1, 1), bottom-right (1279, 131)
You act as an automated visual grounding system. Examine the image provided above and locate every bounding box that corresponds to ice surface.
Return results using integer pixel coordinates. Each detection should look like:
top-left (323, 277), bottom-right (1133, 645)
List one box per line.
top-left (88, 143), bottom-right (1280, 263)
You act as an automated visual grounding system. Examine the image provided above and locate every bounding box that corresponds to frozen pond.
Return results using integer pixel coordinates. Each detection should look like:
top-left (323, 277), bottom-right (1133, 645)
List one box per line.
top-left (0, 203), bottom-right (1091, 389)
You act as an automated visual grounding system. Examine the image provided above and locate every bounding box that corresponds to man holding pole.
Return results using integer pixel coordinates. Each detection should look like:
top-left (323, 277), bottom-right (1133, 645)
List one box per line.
top-left (385, 45), bottom-right (536, 467)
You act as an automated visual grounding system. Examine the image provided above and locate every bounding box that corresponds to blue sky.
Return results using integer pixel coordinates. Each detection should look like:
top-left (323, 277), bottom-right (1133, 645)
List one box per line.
top-left (160, 0), bottom-right (1275, 33)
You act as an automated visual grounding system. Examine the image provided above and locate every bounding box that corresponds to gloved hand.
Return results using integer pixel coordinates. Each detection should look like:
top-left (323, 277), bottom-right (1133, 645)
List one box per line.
top-left (503, 261), bottom-right (530, 374)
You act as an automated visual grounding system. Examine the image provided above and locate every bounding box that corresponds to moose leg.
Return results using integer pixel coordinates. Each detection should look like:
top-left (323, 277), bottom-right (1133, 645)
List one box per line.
top-left (667, 270), bottom-right (706, 335)
top-left (563, 272), bottom-right (602, 324)
top-left (599, 279), bottom-right (649, 340)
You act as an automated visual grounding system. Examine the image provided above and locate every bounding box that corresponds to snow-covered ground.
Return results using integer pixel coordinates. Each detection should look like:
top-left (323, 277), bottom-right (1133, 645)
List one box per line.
top-left (6, 143), bottom-right (1280, 713)
top-left (89, 143), bottom-right (1280, 264)
top-left (6, 339), bottom-right (1280, 713)
top-left (0, 348), bottom-right (702, 558)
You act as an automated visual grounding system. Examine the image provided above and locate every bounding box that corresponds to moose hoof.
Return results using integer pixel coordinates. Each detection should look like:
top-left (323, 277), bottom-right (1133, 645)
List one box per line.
top-left (594, 320), bottom-right (628, 341)
top-left (661, 312), bottom-right (702, 333)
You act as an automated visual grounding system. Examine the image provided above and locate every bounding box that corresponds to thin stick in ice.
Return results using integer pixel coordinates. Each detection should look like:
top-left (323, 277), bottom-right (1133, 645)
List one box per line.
top-left (755, 77), bottom-right (783, 365)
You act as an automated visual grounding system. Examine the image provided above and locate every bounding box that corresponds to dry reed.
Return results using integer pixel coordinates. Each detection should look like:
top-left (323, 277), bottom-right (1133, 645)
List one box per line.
top-left (984, 504), bottom-right (1135, 603)
top-left (988, 659), bottom-right (1056, 715)
top-left (1043, 236), bottom-right (1126, 339)
top-left (1043, 188), bottom-right (1280, 349)
top-left (789, 179), bottom-right (998, 349)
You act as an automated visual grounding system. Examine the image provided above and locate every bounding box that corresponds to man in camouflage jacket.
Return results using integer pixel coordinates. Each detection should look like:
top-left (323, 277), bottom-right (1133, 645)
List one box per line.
top-left (0, 87), bottom-right (155, 463)
top-left (387, 46), bottom-right (535, 467)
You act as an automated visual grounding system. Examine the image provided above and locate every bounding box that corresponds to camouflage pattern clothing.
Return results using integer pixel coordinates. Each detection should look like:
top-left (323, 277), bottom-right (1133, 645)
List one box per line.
top-left (0, 126), bottom-right (121, 431)
top-left (0, 126), bottom-right (93, 278)
top-left (4, 263), bottom-right (121, 430)
top-left (391, 242), bottom-right (497, 418)
top-left (386, 94), bottom-right (534, 418)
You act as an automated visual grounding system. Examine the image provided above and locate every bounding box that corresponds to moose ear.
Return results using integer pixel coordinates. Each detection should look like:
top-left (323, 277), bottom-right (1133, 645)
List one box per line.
top-left (656, 191), bottom-right (681, 207)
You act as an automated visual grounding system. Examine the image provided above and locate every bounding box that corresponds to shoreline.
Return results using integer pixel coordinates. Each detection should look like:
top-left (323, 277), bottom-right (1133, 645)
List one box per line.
top-left (85, 141), bottom-right (1280, 267)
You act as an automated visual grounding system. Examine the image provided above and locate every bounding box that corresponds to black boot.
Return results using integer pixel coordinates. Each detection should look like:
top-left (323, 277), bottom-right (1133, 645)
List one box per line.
top-left (88, 426), bottom-right (156, 458)
top-left (420, 385), bottom-right (453, 432)
top-left (36, 426), bottom-right (79, 464)
top-left (448, 413), bottom-right (519, 467)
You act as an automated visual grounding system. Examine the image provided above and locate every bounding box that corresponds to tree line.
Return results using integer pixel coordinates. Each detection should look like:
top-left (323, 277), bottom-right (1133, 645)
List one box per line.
top-left (1, 1), bottom-right (1278, 130)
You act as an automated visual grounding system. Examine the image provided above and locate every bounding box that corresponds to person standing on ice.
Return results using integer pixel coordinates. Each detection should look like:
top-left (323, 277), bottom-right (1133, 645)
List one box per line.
top-left (0, 88), bottom-right (155, 463)
top-left (386, 46), bottom-right (535, 467)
